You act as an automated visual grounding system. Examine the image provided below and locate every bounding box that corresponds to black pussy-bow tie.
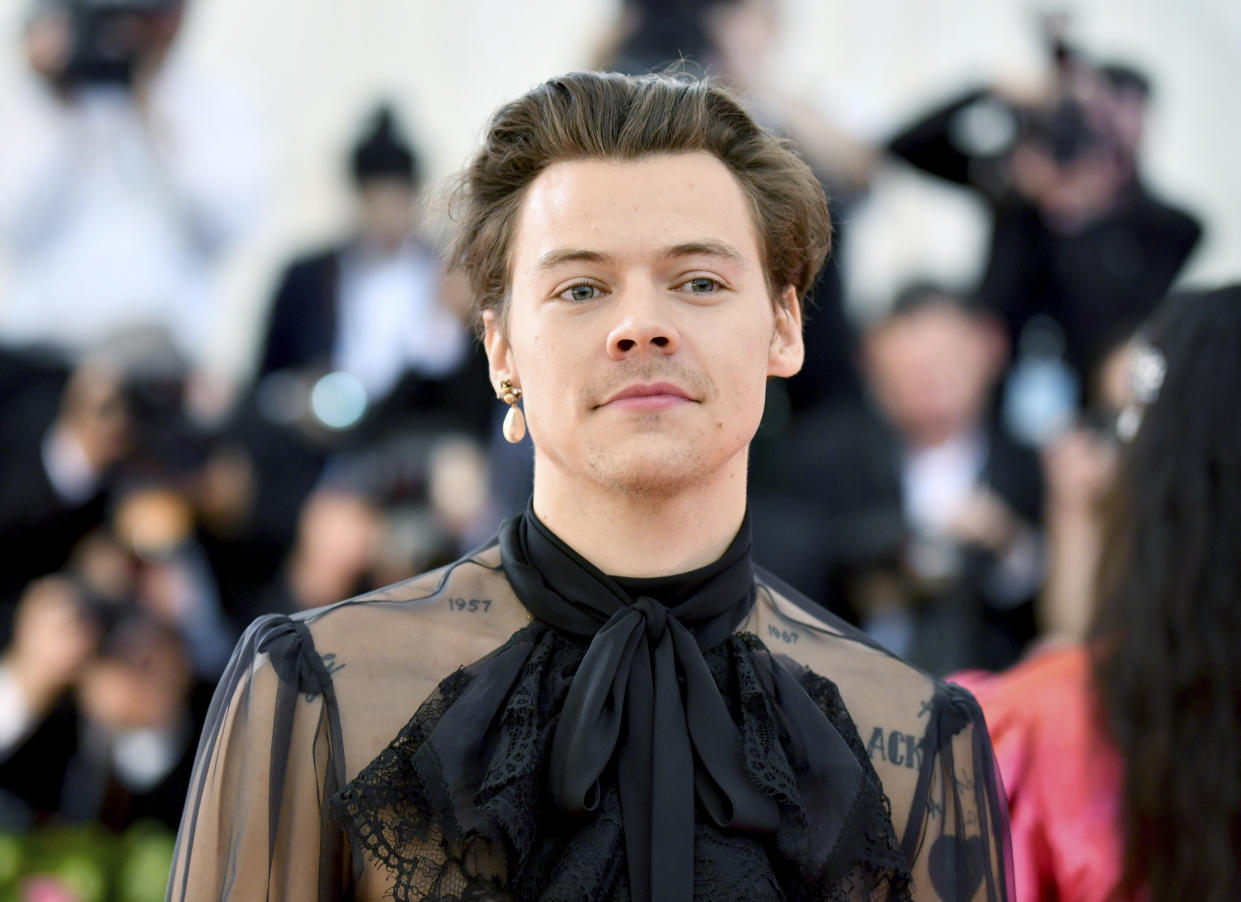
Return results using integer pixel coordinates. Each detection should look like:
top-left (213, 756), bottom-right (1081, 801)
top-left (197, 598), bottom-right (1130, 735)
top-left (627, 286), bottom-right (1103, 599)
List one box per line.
top-left (499, 506), bottom-right (781, 902)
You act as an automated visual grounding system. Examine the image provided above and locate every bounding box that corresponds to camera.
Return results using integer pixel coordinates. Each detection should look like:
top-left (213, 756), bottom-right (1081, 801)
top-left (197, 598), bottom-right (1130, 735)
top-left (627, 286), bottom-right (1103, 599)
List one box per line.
top-left (51, 0), bottom-right (181, 89)
top-left (1022, 99), bottom-right (1102, 167)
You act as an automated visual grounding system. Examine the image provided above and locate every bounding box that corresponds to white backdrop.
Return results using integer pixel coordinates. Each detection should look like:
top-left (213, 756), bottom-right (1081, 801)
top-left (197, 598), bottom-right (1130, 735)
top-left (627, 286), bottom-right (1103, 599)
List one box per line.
top-left (1, 0), bottom-right (1237, 382)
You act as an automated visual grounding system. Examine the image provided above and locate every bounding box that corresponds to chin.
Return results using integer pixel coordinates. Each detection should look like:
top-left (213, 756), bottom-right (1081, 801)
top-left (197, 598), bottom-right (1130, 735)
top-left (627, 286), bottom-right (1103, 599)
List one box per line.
top-left (584, 439), bottom-right (723, 498)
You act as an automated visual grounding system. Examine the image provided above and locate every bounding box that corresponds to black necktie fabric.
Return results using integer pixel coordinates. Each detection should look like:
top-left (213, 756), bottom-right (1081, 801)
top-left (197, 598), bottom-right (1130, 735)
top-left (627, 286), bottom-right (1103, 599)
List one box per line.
top-left (331, 505), bottom-right (913, 901)
top-left (502, 507), bottom-right (780, 902)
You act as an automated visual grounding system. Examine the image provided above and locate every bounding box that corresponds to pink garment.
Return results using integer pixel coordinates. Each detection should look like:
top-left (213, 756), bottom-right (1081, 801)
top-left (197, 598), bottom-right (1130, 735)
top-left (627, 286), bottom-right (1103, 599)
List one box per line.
top-left (953, 645), bottom-right (1141, 902)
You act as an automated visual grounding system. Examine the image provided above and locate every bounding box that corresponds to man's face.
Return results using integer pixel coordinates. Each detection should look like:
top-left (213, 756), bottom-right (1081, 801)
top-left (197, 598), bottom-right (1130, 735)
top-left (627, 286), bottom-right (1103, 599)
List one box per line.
top-left (865, 302), bottom-right (1004, 448)
top-left (357, 179), bottom-right (418, 253)
top-left (485, 152), bottom-right (802, 498)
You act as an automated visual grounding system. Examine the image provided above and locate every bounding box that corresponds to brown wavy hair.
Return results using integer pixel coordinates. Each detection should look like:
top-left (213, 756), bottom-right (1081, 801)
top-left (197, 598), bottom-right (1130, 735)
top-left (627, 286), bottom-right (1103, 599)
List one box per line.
top-left (449, 70), bottom-right (831, 335)
top-left (1090, 284), bottom-right (1241, 902)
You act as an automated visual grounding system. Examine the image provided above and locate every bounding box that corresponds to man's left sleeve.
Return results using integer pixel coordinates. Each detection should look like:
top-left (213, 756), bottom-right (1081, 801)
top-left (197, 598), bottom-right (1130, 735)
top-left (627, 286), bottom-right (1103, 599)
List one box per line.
top-left (899, 683), bottom-right (1014, 902)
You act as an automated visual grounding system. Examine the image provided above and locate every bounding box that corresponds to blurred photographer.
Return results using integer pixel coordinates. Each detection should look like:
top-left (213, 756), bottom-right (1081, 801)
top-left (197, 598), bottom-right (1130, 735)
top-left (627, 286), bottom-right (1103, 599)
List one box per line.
top-left (0, 527), bottom-right (216, 831)
top-left (0, 329), bottom-right (216, 650)
top-left (0, 0), bottom-right (264, 370)
top-left (25, 0), bottom-right (182, 95)
top-left (0, 577), bottom-right (100, 828)
top-left (0, 354), bottom-right (129, 634)
top-left (886, 18), bottom-right (1201, 435)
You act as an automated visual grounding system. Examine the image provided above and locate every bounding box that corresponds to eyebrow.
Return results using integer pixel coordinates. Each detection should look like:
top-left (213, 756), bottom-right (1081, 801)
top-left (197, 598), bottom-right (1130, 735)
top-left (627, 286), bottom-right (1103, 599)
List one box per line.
top-left (536, 248), bottom-right (609, 270)
top-left (535, 240), bottom-right (747, 271)
top-left (660, 241), bottom-right (747, 266)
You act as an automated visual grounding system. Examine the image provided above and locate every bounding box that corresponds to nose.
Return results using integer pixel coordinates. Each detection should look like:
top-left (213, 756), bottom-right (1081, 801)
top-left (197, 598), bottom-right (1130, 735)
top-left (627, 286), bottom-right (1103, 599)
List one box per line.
top-left (605, 282), bottom-right (681, 360)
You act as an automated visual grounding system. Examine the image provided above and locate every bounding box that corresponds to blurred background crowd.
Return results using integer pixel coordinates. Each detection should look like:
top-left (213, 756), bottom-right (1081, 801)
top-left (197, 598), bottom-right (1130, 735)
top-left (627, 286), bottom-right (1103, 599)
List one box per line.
top-left (0, 0), bottom-right (1236, 897)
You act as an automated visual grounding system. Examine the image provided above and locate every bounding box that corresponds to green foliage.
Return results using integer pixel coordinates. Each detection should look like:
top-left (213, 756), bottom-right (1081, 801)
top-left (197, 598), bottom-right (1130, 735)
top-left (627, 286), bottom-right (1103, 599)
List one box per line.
top-left (0, 822), bottom-right (173, 902)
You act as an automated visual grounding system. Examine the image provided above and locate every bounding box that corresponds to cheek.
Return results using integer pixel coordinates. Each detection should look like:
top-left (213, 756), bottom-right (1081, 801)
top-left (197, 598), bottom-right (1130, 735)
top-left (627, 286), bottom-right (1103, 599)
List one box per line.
top-left (714, 327), bottom-right (776, 437)
top-left (511, 328), bottom-right (579, 437)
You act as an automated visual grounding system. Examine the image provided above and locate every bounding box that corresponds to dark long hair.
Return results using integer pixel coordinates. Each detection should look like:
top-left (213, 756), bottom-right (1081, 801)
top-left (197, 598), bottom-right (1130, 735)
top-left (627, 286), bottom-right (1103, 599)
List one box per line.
top-left (1090, 284), bottom-right (1241, 901)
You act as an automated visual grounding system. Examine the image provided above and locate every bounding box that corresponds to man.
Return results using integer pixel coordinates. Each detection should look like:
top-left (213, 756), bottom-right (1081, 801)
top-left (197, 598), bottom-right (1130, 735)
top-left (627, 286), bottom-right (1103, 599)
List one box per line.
top-left (750, 285), bottom-right (1044, 675)
top-left (855, 286), bottom-right (1042, 673)
top-left (886, 60), bottom-right (1201, 394)
top-left (0, 352), bottom-right (127, 633)
top-left (0, 0), bottom-right (263, 368)
top-left (206, 105), bottom-right (488, 617)
top-left (821, 286), bottom-right (1044, 670)
top-left (168, 72), bottom-right (1010, 901)
top-left (257, 104), bottom-right (474, 417)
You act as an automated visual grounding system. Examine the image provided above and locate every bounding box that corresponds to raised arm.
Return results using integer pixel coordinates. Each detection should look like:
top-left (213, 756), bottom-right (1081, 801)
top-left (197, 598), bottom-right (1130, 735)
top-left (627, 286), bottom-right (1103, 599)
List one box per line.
top-left (887, 87), bottom-right (1009, 198)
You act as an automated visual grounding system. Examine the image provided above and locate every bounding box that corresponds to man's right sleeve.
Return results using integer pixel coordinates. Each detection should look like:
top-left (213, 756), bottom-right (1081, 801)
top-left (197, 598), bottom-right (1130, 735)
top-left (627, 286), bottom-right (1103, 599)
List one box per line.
top-left (166, 615), bottom-right (351, 901)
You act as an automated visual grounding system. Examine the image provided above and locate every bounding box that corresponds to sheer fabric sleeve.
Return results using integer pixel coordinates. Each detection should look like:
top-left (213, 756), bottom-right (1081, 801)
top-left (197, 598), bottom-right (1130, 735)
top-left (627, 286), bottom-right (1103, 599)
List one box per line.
top-left (897, 683), bottom-right (1014, 902)
top-left (748, 578), bottom-right (1013, 901)
top-left (166, 613), bottom-right (352, 902)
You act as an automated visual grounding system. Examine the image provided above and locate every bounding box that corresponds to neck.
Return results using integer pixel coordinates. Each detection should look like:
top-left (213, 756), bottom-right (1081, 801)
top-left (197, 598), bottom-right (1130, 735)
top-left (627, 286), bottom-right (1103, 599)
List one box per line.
top-left (530, 457), bottom-right (748, 578)
top-left (907, 419), bottom-right (980, 452)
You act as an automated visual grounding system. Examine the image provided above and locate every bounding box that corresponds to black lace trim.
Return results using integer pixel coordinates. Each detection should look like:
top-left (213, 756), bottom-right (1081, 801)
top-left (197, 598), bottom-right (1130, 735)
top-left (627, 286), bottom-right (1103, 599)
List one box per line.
top-left (330, 627), bottom-right (913, 901)
top-left (733, 633), bottom-right (913, 902)
top-left (784, 652), bottom-right (914, 901)
top-left (331, 667), bottom-right (500, 900)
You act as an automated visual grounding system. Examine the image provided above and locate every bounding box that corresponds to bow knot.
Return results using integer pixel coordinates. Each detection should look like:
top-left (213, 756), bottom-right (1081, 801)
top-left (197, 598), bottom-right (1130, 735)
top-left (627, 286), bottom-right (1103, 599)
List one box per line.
top-left (255, 615), bottom-right (330, 700)
top-left (631, 595), bottom-right (667, 641)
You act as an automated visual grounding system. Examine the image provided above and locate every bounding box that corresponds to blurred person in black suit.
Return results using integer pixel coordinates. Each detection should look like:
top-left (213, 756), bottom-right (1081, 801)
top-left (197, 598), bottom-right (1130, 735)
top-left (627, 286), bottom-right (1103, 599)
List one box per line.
top-left (256, 103), bottom-right (482, 428)
top-left (756, 284), bottom-right (1043, 674)
top-left (0, 577), bottom-right (97, 828)
top-left (203, 105), bottom-right (491, 618)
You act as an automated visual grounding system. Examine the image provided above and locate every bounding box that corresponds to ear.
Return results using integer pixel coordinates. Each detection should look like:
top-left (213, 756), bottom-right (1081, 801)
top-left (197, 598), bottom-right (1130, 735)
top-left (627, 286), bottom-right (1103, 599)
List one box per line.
top-left (767, 285), bottom-right (804, 379)
top-left (482, 308), bottom-right (517, 392)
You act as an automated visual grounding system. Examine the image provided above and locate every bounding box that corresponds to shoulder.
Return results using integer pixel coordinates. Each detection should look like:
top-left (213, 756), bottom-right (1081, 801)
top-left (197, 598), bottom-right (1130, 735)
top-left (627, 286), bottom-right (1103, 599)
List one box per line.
top-left (951, 643), bottom-right (1114, 800)
top-left (1124, 186), bottom-right (1203, 245)
top-left (751, 567), bottom-right (935, 701)
top-left (748, 570), bottom-right (1010, 861)
top-left (295, 540), bottom-right (529, 674)
top-left (953, 643), bottom-right (1092, 732)
top-left (279, 247), bottom-right (342, 284)
top-left (749, 569), bottom-right (953, 800)
top-left (235, 542), bottom-right (531, 775)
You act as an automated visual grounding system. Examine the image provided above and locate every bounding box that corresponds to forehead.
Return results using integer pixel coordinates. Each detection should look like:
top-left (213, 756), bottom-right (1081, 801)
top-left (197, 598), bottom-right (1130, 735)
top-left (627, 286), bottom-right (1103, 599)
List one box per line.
top-left (509, 152), bottom-right (762, 275)
top-left (871, 304), bottom-right (982, 356)
top-left (882, 302), bottom-right (975, 335)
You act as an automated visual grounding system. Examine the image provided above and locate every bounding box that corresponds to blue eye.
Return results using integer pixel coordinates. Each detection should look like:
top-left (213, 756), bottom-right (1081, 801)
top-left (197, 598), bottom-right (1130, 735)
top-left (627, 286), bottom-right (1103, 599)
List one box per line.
top-left (561, 283), bottom-right (600, 302)
top-left (683, 277), bottom-right (721, 293)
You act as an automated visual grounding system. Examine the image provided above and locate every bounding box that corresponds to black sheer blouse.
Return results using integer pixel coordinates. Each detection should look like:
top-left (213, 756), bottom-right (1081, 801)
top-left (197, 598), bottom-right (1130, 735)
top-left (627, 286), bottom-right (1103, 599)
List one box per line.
top-left (167, 511), bottom-right (1012, 901)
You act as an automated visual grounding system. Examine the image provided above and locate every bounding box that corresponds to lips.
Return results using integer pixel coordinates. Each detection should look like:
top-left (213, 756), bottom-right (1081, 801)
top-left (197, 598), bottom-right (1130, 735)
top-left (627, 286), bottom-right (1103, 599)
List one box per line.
top-left (599, 381), bottom-right (696, 411)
